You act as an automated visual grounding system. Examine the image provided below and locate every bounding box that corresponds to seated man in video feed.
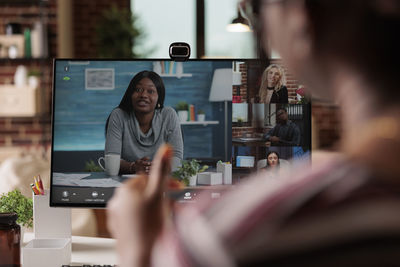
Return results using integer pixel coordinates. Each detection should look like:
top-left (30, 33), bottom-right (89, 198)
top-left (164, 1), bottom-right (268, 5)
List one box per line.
top-left (264, 107), bottom-right (300, 146)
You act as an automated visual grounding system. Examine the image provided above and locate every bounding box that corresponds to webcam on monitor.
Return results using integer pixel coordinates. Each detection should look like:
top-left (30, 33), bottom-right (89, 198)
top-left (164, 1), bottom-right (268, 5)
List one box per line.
top-left (169, 42), bottom-right (190, 61)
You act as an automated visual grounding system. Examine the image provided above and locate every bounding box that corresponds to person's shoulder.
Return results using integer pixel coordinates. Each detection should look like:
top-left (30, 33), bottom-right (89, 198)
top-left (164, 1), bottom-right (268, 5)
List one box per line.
top-left (159, 106), bottom-right (180, 125)
top-left (160, 106), bottom-right (177, 118)
top-left (110, 108), bottom-right (128, 120)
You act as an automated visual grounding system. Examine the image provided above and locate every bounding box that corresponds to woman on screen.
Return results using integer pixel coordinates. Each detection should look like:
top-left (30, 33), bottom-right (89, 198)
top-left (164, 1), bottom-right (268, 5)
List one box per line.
top-left (105, 70), bottom-right (183, 174)
top-left (265, 151), bottom-right (280, 169)
top-left (259, 151), bottom-right (283, 177)
top-left (258, 64), bottom-right (288, 103)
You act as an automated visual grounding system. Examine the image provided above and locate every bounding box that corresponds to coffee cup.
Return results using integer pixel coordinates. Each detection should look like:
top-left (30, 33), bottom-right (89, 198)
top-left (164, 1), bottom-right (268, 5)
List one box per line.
top-left (98, 154), bottom-right (120, 176)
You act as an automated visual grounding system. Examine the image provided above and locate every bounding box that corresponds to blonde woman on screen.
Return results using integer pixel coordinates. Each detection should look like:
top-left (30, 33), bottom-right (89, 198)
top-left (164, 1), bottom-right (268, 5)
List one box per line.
top-left (258, 64), bottom-right (288, 103)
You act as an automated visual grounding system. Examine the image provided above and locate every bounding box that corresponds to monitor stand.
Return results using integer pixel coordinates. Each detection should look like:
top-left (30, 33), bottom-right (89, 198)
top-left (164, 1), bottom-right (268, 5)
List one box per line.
top-left (33, 189), bottom-right (71, 239)
top-left (22, 189), bottom-right (72, 267)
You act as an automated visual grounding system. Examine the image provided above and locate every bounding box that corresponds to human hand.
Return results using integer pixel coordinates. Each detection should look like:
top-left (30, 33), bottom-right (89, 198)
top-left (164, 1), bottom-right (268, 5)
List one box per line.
top-left (107, 145), bottom-right (173, 267)
top-left (135, 157), bottom-right (152, 174)
top-left (270, 136), bottom-right (280, 142)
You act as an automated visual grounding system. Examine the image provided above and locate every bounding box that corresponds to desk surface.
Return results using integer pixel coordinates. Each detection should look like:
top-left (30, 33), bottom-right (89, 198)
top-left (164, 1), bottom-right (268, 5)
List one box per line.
top-left (53, 172), bottom-right (136, 187)
top-left (24, 233), bottom-right (118, 265)
top-left (232, 138), bottom-right (270, 147)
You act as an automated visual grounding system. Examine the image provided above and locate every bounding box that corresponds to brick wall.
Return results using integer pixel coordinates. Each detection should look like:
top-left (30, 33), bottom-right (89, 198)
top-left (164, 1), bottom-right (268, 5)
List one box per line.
top-left (0, 0), bottom-right (56, 150)
top-left (312, 102), bottom-right (342, 149)
top-left (0, 0), bottom-right (130, 153)
top-left (0, 2), bottom-right (58, 56)
top-left (72, 0), bottom-right (130, 58)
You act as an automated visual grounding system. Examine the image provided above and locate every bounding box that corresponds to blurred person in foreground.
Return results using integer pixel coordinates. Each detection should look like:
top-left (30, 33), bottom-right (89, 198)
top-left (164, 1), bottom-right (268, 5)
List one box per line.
top-left (107, 0), bottom-right (400, 266)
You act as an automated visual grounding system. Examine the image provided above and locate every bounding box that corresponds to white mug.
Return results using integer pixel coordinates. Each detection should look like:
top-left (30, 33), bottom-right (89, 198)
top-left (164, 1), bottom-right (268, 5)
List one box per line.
top-left (98, 154), bottom-right (120, 176)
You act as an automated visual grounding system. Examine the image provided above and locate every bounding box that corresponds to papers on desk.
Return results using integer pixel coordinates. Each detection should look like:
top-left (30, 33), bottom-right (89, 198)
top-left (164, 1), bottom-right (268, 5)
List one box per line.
top-left (75, 178), bottom-right (122, 187)
top-left (53, 173), bottom-right (122, 187)
top-left (52, 173), bottom-right (90, 186)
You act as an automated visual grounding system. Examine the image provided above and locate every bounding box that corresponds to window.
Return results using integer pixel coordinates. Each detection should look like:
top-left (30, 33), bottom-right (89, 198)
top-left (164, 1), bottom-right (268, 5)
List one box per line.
top-left (131, 0), bottom-right (256, 58)
top-left (132, 0), bottom-right (196, 58)
top-left (205, 0), bottom-right (255, 58)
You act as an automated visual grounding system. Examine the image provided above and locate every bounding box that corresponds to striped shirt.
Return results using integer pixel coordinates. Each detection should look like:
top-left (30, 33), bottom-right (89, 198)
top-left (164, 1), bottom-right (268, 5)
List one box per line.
top-left (151, 155), bottom-right (400, 266)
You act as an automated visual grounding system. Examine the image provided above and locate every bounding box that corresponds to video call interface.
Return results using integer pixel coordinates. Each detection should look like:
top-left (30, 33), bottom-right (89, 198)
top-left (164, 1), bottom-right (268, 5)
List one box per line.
top-left (50, 59), bottom-right (311, 207)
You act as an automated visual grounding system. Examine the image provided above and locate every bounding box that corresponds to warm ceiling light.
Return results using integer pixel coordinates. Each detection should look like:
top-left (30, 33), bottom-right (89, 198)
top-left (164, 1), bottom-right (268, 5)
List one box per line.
top-left (226, 9), bottom-right (252, 32)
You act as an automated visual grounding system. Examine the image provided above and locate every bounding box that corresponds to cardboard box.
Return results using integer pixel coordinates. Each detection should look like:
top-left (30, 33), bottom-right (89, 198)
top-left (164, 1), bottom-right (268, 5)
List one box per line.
top-left (217, 162), bottom-right (232, 184)
top-left (197, 172), bottom-right (222, 185)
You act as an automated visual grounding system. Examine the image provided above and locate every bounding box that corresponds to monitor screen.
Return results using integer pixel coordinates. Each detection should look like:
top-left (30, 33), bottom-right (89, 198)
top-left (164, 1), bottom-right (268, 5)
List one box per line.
top-left (50, 59), bottom-right (311, 207)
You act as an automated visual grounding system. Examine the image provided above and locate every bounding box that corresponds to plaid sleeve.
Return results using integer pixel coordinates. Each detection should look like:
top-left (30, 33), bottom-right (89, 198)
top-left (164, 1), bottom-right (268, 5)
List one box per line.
top-left (152, 157), bottom-right (345, 267)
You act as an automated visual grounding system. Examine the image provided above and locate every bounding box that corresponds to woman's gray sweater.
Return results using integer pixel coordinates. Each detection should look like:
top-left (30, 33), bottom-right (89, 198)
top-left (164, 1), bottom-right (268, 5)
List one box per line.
top-left (105, 107), bottom-right (183, 170)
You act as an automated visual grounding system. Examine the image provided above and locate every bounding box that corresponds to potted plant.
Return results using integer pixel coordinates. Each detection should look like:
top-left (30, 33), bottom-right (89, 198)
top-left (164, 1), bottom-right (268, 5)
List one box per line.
top-left (237, 117), bottom-right (244, 127)
top-left (84, 160), bottom-right (103, 172)
top-left (0, 189), bottom-right (33, 239)
top-left (172, 159), bottom-right (208, 186)
top-left (197, 109), bottom-right (206, 122)
top-left (175, 101), bottom-right (189, 122)
top-left (96, 5), bottom-right (145, 58)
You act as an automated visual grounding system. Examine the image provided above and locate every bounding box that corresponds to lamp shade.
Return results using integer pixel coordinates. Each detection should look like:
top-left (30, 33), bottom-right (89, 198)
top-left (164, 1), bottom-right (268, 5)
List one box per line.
top-left (209, 68), bottom-right (233, 102)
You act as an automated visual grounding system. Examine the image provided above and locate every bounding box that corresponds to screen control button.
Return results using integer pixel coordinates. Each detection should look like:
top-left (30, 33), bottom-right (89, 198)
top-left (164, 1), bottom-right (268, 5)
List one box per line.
top-left (62, 191), bottom-right (69, 198)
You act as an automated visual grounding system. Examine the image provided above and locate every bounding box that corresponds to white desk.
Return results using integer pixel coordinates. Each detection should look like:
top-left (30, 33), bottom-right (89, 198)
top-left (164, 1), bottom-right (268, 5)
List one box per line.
top-left (24, 233), bottom-right (118, 265)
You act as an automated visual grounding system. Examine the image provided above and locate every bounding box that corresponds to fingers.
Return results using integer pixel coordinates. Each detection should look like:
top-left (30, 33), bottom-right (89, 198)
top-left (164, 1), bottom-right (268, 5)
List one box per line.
top-left (135, 158), bottom-right (152, 174)
top-left (145, 144), bottom-right (173, 199)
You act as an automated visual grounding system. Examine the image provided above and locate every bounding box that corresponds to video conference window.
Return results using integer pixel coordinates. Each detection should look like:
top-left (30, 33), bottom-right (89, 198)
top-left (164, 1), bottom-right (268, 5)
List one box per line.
top-left (50, 59), bottom-right (311, 207)
top-left (51, 60), bottom-right (233, 206)
top-left (232, 60), bottom-right (311, 179)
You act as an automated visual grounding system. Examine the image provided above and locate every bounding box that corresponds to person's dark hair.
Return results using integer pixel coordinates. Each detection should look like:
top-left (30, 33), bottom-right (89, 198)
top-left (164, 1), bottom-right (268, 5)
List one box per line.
top-left (119, 70), bottom-right (165, 112)
top-left (266, 151), bottom-right (280, 167)
top-left (276, 107), bottom-right (287, 114)
top-left (105, 70), bottom-right (165, 134)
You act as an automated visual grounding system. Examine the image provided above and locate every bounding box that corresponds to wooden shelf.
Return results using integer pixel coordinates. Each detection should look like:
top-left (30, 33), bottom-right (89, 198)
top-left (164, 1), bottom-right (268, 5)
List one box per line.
top-left (0, 57), bottom-right (50, 62)
top-left (160, 73), bottom-right (193, 78)
top-left (0, 0), bottom-right (43, 5)
top-left (180, 121), bottom-right (219, 126)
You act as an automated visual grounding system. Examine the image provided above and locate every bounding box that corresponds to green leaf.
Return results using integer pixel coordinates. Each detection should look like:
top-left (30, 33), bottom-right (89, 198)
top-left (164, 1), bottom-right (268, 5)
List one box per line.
top-left (84, 160), bottom-right (103, 172)
top-left (172, 159), bottom-right (208, 181)
top-left (0, 189), bottom-right (33, 228)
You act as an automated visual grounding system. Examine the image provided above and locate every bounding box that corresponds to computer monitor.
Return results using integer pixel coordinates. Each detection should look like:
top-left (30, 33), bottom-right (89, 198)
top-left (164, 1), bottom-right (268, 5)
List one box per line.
top-left (50, 59), bottom-right (311, 207)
